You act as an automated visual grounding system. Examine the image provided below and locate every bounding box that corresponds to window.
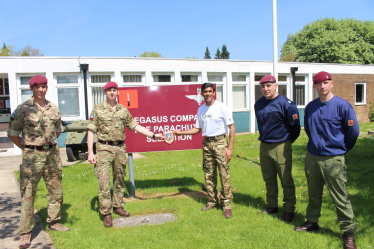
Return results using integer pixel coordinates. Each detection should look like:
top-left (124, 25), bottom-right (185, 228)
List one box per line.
top-left (92, 87), bottom-right (105, 107)
top-left (255, 85), bottom-right (262, 102)
top-left (123, 75), bottom-right (142, 83)
top-left (92, 75), bottom-right (111, 83)
top-left (232, 85), bottom-right (247, 108)
top-left (232, 75), bottom-right (246, 82)
top-left (216, 85), bottom-right (223, 102)
top-left (355, 83), bottom-right (366, 105)
top-left (278, 85), bottom-right (287, 97)
top-left (57, 75), bottom-right (78, 84)
top-left (255, 73), bottom-right (270, 82)
top-left (278, 75), bottom-right (287, 82)
top-left (208, 75), bottom-right (223, 82)
top-left (55, 74), bottom-right (81, 118)
top-left (4, 79), bottom-right (9, 95)
top-left (181, 75), bottom-right (198, 82)
top-left (153, 74), bottom-right (171, 83)
top-left (21, 89), bottom-right (33, 102)
top-left (295, 85), bottom-right (305, 106)
top-left (295, 76), bottom-right (305, 82)
top-left (18, 75), bottom-right (44, 103)
top-left (20, 76), bottom-right (32, 85)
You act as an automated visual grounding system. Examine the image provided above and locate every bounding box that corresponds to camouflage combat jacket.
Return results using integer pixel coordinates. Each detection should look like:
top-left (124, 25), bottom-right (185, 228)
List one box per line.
top-left (87, 101), bottom-right (138, 141)
top-left (7, 98), bottom-right (63, 146)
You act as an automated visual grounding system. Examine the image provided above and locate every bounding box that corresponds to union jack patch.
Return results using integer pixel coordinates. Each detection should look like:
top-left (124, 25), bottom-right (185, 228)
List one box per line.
top-left (90, 115), bottom-right (94, 121)
top-left (293, 114), bottom-right (298, 120)
top-left (10, 111), bottom-right (16, 121)
top-left (348, 120), bottom-right (354, 126)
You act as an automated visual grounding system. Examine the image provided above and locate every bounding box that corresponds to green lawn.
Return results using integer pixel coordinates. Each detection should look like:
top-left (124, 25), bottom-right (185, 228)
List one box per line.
top-left (29, 123), bottom-right (374, 248)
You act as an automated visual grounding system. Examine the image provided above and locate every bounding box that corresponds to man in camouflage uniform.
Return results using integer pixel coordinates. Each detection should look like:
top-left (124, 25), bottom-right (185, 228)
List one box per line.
top-left (174, 82), bottom-right (235, 218)
top-left (87, 82), bottom-right (163, 227)
top-left (7, 75), bottom-right (69, 249)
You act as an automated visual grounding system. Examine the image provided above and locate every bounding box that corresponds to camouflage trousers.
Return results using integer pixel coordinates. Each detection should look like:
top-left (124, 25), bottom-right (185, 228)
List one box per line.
top-left (202, 135), bottom-right (233, 209)
top-left (19, 146), bottom-right (63, 234)
top-left (95, 142), bottom-right (128, 215)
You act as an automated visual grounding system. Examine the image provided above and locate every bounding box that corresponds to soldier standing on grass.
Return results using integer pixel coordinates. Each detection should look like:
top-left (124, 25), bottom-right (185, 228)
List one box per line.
top-left (254, 75), bottom-right (300, 223)
top-left (87, 82), bottom-right (163, 227)
top-left (7, 75), bottom-right (69, 249)
top-left (173, 82), bottom-right (235, 219)
top-left (294, 72), bottom-right (359, 249)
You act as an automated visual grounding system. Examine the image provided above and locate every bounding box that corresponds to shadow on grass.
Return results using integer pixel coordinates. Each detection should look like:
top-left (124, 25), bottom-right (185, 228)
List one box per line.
top-left (37, 203), bottom-right (72, 227)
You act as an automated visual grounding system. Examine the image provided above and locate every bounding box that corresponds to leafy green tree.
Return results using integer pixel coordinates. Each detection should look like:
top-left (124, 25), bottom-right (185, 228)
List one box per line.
top-left (139, 51), bottom-right (163, 57)
top-left (1, 43), bottom-right (13, 56)
top-left (221, 44), bottom-right (230, 59)
top-left (204, 47), bottom-right (211, 59)
top-left (280, 18), bottom-right (374, 64)
top-left (184, 57), bottom-right (199, 59)
top-left (214, 48), bottom-right (221, 59)
top-left (1, 43), bottom-right (43, 56)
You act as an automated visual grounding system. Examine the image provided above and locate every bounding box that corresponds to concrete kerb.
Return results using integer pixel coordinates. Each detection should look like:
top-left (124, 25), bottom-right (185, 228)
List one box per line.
top-left (0, 147), bottom-right (146, 249)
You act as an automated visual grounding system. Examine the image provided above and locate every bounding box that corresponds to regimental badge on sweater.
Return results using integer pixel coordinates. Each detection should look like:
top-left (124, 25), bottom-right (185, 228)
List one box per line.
top-left (348, 120), bottom-right (354, 126)
top-left (293, 114), bottom-right (298, 120)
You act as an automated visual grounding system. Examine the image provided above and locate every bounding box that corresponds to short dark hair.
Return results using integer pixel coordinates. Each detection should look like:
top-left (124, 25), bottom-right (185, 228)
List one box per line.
top-left (201, 82), bottom-right (215, 92)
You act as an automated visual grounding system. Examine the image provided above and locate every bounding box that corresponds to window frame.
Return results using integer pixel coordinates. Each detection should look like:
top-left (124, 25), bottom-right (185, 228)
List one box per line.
top-left (355, 82), bottom-right (367, 105)
top-left (232, 73), bottom-right (249, 111)
top-left (207, 73), bottom-right (226, 104)
top-left (121, 72), bottom-right (145, 86)
top-left (152, 72), bottom-right (174, 85)
top-left (54, 73), bottom-right (84, 121)
top-left (0, 78), bottom-right (9, 96)
top-left (180, 72), bottom-right (201, 84)
top-left (17, 74), bottom-right (45, 104)
top-left (88, 73), bottom-right (114, 111)
top-left (294, 74), bottom-right (307, 108)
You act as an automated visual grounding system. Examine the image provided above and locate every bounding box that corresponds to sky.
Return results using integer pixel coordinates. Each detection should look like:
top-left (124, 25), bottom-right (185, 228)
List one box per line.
top-left (0, 0), bottom-right (373, 61)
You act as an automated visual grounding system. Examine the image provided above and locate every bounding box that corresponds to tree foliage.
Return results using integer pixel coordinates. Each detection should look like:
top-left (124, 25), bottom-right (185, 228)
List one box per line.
top-left (139, 51), bottom-right (163, 58)
top-left (1, 43), bottom-right (43, 56)
top-left (204, 47), bottom-right (211, 59)
top-left (221, 44), bottom-right (230, 59)
top-left (214, 48), bottom-right (221, 59)
top-left (280, 18), bottom-right (374, 64)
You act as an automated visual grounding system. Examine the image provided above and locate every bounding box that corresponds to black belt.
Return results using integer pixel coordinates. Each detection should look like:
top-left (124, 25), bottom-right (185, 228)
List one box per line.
top-left (98, 140), bottom-right (124, 146)
top-left (25, 144), bottom-right (56, 151)
top-left (204, 134), bottom-right (226, 141)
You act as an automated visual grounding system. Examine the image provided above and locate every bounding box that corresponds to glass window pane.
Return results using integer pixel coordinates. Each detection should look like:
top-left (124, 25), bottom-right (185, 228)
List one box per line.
top-left (0, 79), bottom-right (3, 95)
top-left (153, 75), bottom-right (171, 82)
top-left (216, 85), bottom-right (223, 102)
top-left (356, 84), bottom-right (364, 103)
top-left (92, 75), bottom-right (111, 83)
top-left (4, 79), bottom-right (9, 95)
top-left (123, 75), bottom-right (142, 83)
top-left (278, 85), bottom-right (287, 97)
top-left (255, 85), bottom-right (262, 102)
top-left (278, 75), bottom-right (287, 81)
top-left (255, 74), bottom-right (267, 81)
top-left (58, 88), bottom-right (80, 117)
top-left (92, 87), bottom-right (105, 107)
top-left (20, 76), bottom-right (32, 85)
top-left (182, 75), bottom-right (198, 82)
top-left (233, 85), bottom-right (246, 108)
top-left (295, 76), bottom-right (305, 82)
top-left (313, 86), bottom-right (318, 99)
top-left (21, 89), bottom-right (33, 102)
top-left (295, 85), bottom-right (305, 105)
top-left (233, 75), bottom-right (246, 82)
top-left (208, 75), bottom-right (223, 82)
top-left (57, 75), bottom-right (78, 84)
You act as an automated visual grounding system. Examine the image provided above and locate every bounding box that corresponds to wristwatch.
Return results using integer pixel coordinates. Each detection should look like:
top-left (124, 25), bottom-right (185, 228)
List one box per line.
top-left (152, 133), bottom-right (156, 140)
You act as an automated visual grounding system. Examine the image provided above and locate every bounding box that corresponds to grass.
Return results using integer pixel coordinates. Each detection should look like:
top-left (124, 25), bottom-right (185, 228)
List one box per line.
top-left (21, 123), bottom-right (374, 248)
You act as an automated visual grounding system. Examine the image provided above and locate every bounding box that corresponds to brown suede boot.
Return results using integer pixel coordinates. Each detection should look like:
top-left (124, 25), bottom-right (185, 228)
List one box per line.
top-left (224, 209), bottom-right (233, 218)
top-left (113, 207), bottom-right (130, 217)
top-left (19, 232), bottom-right (31, 249)
top-left (104, 214), bottom-right (113, 227)
top-left (343, 232), bottom-right (357, 249)
top-left (48, 222), bottom-right (70, 231)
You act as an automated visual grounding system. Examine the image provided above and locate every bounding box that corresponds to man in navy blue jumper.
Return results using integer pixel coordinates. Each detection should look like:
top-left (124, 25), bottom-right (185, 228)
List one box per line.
top-left (255, 75), bottom-right (300, 223)
top-left (294, 71), bottom-right (359, 249)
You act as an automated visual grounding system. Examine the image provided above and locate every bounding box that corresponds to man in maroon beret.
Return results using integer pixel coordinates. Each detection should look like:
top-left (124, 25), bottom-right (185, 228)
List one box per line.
top-left (255, 75), bottom-right (300, 223)
top-left (8, 75), bottom-right (69, 249)
top-left (87, 82), bottom-right (163, 227)
top-left (294, 71), bottom-right (359, 249)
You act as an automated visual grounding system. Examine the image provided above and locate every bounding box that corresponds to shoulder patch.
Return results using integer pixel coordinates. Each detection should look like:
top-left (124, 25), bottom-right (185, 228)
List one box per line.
top-left (348, 120), bottom-right (354, 126)
top-left (293, 114), bottom-right (298, 120)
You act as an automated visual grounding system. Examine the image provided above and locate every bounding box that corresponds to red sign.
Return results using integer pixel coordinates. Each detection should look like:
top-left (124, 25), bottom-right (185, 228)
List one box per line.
top-left (118, 85), bottom-right (213, 153)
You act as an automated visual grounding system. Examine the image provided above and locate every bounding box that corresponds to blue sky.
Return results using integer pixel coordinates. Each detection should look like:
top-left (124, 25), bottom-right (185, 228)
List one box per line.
top-left (0, 0), bottom-right (373, 60)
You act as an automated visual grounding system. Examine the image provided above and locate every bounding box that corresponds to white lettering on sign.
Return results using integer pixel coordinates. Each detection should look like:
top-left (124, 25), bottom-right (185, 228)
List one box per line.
top-left (146, 135), bottom-right (192, 143)
top-left (134, 116), bottom-right (168, 124)
top-left (170, 115), bottom-right (197, 122)
top-left (153, 124), bottom-right (194, 132)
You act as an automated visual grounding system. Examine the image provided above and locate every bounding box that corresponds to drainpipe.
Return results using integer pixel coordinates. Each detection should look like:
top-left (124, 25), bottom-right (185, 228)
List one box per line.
top-left (80, 64), bottom-right (89, 120)
top-left (291, 67), bottom-right (298, 102)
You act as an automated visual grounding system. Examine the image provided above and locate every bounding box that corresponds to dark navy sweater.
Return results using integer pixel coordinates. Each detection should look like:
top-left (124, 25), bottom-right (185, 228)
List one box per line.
top-left (255, 94), bottom-right (301, 143)
top-left (304, 95), bottom-right (359, 156)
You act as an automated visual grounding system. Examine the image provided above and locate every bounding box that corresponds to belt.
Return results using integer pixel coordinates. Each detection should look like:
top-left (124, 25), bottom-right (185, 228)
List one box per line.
top-left (98, 140), bottom-right (124, 146)
top-left (204, 134), bottom-right (226, 141)
top-left (25, 144), bottom-right (56, 151)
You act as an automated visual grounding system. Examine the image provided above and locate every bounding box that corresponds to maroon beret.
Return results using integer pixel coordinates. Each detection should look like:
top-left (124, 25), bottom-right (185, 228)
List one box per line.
top-left (313, 71), bottom-right (331, 84)
top-left (259, 75), bottom-right (276, 84)
top-left (103, 82), bottom-right (118, 90)
top-left (29, 75), bottom-right (48, 86)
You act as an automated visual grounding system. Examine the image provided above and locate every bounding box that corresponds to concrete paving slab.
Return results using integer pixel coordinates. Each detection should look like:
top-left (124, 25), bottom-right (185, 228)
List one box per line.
top-left (113, 213), bottom-right (177, 228)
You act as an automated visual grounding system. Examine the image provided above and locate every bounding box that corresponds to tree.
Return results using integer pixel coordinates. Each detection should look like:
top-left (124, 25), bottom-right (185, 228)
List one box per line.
top-left (221, 44), bottom-right (230, 59)
top-left (139, 51), bottom-right (163, 57)
top-left (280, 18), bottom-right (374, 64)
top-left (1, 43), bottom-right (43, 56)
top-left (184, 57), bottom-right (199, 59)
top-left (204, 47), bottom-right (211, 59)
top-left (214, 48), bottom-right (221, 59)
